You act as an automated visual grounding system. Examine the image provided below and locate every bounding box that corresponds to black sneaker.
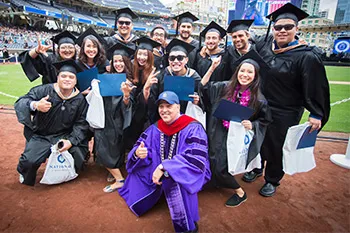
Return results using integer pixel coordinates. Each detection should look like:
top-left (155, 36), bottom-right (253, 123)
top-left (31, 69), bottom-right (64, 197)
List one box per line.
top-left (242, 170), bottom-right (262, 183)
top-left (225, 192), bottom-right (247, 207)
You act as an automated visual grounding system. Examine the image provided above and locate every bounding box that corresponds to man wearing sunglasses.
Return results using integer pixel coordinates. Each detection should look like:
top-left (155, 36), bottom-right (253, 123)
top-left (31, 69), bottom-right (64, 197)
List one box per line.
top-left (105, 7), bottom-right (139, 52)
top-left (255, 3), bottom-right (330, 197)
top-left (143, 39), bottom-right (202, 124)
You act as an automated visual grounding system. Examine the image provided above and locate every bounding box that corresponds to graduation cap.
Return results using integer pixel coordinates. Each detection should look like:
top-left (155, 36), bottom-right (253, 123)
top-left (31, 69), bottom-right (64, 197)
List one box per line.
top-left (165, 38), bottom-right (195, 55)
top-left (199, 21), bottom-right (227, 49)
top-left (107, 42), bottom-right (135, 60)
top-left (173, 11), bottom-right (199, 36)
top-left (234, 49), bottom-right (270, 75)
top-left (264, 3), bottom-right (309, 41)
top-left (53, 59), bottom-right (83, 75)
top-left (114, 7), bottom-right (138, 30)
top-left (51, 31), bottom-right (76, 54)
top-left (76, 27), bottom-right (107, 47)
top-left (227, 20), bottom-right (254, 33)
top-left (133, 36), bottom-right (161, 51)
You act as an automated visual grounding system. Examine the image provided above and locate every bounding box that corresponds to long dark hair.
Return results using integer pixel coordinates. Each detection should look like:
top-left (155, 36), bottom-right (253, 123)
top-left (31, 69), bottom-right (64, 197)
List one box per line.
top-left (78, 35), bottom-right (106, 66)
top-left (223, 61), bottom-right (261, 112)
top-left (110, 55), bottom-right (133, 82)
top-left (132, 49), bottom-right (154, 85)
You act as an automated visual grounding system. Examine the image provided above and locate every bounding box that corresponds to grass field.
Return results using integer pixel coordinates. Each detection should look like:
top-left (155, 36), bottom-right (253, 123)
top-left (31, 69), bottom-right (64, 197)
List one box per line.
top-left (0, 64), bottom-right (349, 132)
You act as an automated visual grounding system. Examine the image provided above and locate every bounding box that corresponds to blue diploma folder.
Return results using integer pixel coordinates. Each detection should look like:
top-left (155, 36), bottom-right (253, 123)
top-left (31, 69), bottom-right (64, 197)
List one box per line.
top-left (97, 73), bottom-right (125, 97)
top-left (76, 67), bottom-right (98, 91)
top-left (164, 76), bottom-right (195, 101)
top-left (213, 99), bottom-right (254, 122)
top-left (296, 126), bottom-right (317, 149)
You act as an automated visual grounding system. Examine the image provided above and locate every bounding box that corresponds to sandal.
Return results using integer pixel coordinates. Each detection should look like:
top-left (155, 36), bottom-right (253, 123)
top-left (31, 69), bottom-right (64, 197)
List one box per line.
top-left (103, 180), bottom-right (125, 193)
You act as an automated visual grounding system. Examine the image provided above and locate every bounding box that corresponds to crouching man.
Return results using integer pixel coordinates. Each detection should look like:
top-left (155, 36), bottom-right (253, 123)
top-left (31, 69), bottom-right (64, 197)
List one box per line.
top-left (119, 91), bottom-right (211, 233)
top-left (15, 59), bottom-right (89, 186)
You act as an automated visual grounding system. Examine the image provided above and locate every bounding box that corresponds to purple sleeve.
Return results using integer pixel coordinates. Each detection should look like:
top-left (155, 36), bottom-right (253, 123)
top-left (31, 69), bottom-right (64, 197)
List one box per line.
top-left (162, 123), bottom-right (211, 194)
top-left (125, 126), bottom-right (154, 173)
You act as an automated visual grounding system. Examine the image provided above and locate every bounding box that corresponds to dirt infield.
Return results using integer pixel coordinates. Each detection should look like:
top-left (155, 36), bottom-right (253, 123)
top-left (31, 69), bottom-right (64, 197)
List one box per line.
top-left (0, 109), bottom-right (349, 233)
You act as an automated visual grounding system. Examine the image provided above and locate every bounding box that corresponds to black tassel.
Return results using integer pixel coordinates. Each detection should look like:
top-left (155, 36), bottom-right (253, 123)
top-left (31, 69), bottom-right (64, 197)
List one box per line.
top-left (265, 17), bottom-right (273, 42)
top-left (225, 36), bottom-right (228, 50)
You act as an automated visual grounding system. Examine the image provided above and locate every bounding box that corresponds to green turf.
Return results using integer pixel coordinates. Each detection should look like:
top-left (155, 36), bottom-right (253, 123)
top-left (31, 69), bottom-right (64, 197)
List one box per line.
top-left (325, 66), bottom-right (350, 82)
top-left (0, 64), bottom-right (41, 105)
top-left (300, 84), bottom-right (350, 133)
top-left (0, 64), bottom-right (349, 132)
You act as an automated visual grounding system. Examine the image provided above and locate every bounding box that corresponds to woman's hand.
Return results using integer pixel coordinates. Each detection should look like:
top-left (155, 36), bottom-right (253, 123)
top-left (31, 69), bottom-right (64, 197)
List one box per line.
top-left (144, 67), bottom-right (160, 91)
top-left (189, 92), bottom-right (200, 105)
top-left (241, 120), bottom-right (252, 130)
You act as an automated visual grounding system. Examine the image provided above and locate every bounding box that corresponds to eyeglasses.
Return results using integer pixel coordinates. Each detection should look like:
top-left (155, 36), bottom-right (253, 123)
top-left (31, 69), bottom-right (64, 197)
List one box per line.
top-left (118, 21), bottom-right (131, 26)
top-left (153, 33), bottom-right (165, 37)
top-left (273, 24), bottom-right (295, 31)
top-left (59, 45), bottom-right (75, 50)
top-left (169, 55), bottom-right (186, 62)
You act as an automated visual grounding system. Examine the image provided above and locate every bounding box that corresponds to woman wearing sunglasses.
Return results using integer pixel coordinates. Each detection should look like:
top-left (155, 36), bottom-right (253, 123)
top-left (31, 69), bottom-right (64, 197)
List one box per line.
top-left (93, 42), bottom-right (136, 193)
top-left (143, 38), bottom-right (202, 124)
top-left (200, 50), bottom-right (271, 207)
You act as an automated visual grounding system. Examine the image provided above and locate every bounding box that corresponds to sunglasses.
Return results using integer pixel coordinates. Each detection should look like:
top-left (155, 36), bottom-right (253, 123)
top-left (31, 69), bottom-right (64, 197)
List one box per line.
top-left (169, 55), bottom-right (186, 62)
top-left (273, 24), bottom-right (295, 31)
top-left (118, 21), bottom-right (131, 26)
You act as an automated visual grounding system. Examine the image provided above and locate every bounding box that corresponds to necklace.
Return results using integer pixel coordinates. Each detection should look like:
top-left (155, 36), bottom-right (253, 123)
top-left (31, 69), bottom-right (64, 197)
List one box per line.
top-left (160, 133), bottom-right (177, 161)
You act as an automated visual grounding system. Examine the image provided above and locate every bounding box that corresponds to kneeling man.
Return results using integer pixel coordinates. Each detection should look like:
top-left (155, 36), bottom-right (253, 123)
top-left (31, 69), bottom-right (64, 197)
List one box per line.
top-left (119, 91), bottom-right (211, 233)
top-left (15, 59), bottom-right (89, 186)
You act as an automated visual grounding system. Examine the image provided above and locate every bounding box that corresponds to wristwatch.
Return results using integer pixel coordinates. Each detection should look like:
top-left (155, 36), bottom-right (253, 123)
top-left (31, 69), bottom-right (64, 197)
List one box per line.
top-left (158, 164), bottom-right (169, 177)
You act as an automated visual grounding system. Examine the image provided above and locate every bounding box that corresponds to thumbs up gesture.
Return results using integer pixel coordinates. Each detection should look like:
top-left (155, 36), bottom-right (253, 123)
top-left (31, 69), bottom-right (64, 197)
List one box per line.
top-left (36, 95), bottom-right (52, 113)
top-left (135, 141), bottom-right (148, 159)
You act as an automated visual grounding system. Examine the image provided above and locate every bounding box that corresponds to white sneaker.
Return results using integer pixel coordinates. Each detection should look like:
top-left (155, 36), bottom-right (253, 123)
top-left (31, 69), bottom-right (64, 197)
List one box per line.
top-left (19, 174), bottom-right (24, 184)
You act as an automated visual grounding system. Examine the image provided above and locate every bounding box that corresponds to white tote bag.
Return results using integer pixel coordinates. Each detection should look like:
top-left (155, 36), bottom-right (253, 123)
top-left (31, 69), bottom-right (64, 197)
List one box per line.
top-left (40, 144), bottom-right (78, 185)
top-left (185, 101), bottom-right (206, 129)
top-left (227, 121), bottom-right (261, 176)
top-left (85, 80), bottom-right (105, 129)
top-left (283, 122), bottom-right (316, 175)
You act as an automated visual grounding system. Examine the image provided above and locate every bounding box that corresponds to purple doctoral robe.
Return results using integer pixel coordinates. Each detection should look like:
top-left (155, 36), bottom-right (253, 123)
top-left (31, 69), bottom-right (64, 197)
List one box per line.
top-left (119, 120), bottom-right (211, 232)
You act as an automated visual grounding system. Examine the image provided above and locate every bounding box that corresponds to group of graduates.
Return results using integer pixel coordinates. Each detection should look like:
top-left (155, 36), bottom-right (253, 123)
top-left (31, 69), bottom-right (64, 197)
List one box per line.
top-left (14, 3), bottom-right (330, 233)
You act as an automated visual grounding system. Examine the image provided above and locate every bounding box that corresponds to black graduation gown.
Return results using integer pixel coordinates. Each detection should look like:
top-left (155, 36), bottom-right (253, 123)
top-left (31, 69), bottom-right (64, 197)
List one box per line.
top-left (148, 67), bottom-right (202, 124)
top-left (19, 52), bottom-right (60, 84)
top-left (123, 72), bottom-right (149, 150)
top-left (76, 59), bottom-right (109, 74)
top-left (193, 48), bottom-right (229, 81)
top-left (226, 44), bottom-right (257, 79)
top-left (94, 96), bottom-right (132, 168)
top-left (255, 35), bottom-right (330, 184)
top-left (187, 39), bottom-right (200, 68)
top-left (153, 49), bottom-right (165, 71)
top-left (104, 34), bottom-right (139, 51)
top-left (15, 84), bottom-right (89, 172)
top-left (200, 81), bottom-right (271, 189)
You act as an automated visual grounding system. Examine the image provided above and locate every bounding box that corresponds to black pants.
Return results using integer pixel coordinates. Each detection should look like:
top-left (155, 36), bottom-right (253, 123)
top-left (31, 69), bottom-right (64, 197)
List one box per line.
top-left (260, 107), bottom-right (303, 185)
top-left (17, 135), bottom-right (88, 186)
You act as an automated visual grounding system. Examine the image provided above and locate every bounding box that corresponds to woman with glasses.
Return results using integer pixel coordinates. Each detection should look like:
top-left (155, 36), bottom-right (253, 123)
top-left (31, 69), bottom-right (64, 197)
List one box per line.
top-left (93, 42), bottom-right (135, 193)
top-left (19, 31), bottom-right (77, 84)
top-left (200, 50), bottom-right (271, 207)
top-left (143, 38), bottom-right (202, 124)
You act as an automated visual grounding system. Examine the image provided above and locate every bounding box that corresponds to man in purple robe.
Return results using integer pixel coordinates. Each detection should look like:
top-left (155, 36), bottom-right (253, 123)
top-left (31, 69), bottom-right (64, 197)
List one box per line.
top-left (119, 91), bottom-right (211, 233)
